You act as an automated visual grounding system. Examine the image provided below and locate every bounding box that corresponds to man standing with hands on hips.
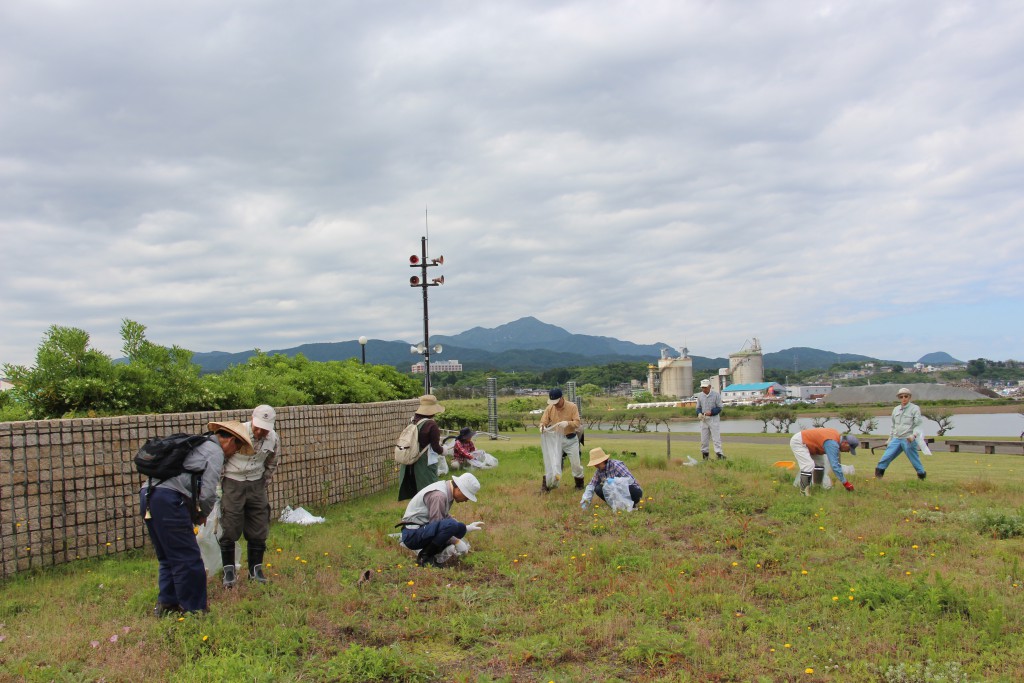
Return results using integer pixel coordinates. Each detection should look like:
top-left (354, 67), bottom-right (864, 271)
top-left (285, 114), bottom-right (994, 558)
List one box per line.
top-left (220, 404), bottom-right (280, 587)
top-left (696, 379), bottom-right (726, 460)
top-left (540, 388), bottom-right (585, 489)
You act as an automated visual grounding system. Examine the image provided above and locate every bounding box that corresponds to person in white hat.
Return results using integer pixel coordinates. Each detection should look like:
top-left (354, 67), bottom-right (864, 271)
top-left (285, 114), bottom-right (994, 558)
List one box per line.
top-left (398, 395), bottom-right (447, 501)
top-left (874, 387), bottom-right (926, 480)
top-left (696, 379), bottom-right (726, 460)
top-left (142, 420), bottom-right (253, 615)
top-left (396, 472), bottom-right (483, 568)
top-left (219, 405), bottom-right (281, 587)
top-left (580, 447), bottom-right (644, 510)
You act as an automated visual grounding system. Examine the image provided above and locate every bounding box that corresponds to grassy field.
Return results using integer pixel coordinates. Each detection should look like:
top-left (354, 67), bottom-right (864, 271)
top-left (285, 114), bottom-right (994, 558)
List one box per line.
top-left (2, 436), bottom-right (1023, 682)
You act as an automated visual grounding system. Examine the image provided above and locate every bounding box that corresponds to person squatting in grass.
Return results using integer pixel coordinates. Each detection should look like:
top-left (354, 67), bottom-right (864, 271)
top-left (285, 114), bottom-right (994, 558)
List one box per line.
top-left (398, 394), bottom-right (446, 501)
top-left (539, 387), bottom-right (584, 490)
top-left (580, 447), bottom-right (644, 510)
top-left (219, 405), bottom-right (281, 588)
top-left (875, 387), bottom-right (926, 480)
top-left (396, 472), bottom-right (484, 568)
top-left (790, 427), bottom-right (859, 495)
top-left (141, 421), bottom-right (254, 616)
top-left (451, 427), bottom-right (476, 469)
top-left (696, 379), bottom-right (726, 460)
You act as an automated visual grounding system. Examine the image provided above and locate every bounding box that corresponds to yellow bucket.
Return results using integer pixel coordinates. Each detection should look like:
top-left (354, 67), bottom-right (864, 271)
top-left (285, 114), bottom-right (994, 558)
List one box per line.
top-left (772, 461), bottom-right (796, 470)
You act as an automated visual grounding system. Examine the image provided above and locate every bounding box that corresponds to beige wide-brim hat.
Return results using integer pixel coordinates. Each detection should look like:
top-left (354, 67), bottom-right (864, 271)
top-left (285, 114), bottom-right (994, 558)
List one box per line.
top-left (207, 420), bottom-right (255, 455)
top-left (416, 394), bottom-right (445, 416)
top-left (587, 447), bottom-right (610, 467)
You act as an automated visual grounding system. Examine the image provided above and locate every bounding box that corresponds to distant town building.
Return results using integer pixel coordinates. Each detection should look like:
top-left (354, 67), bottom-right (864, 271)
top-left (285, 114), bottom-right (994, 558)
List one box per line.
top-left (722, 382), bottom-right (785, 404)
top-left (786, 384), bottom-right (832, 401)
top-left (411, 359), bottom-right (463, 373)
top-left (0, 378), bottom-right (13, 392)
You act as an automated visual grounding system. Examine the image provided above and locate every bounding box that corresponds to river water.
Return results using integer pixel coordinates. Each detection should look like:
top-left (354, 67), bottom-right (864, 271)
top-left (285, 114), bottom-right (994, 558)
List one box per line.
top-left (607, 413), bottom-right (1024, 438)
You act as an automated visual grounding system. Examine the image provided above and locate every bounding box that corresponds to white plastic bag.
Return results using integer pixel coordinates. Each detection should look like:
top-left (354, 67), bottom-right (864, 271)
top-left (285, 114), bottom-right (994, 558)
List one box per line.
top-left (436, 455), bottom-right (449, 476)
top-left (469, 450), bottom-right (499, 469)
top-left (540, 427), bottom-right (564, 489)
top-left (279, 505), bottom-right (326, 525)
top-left (602, 477), bottom-right (634, 512)
top-left (197, 500), bottom-right (223, 576)
top-left (915, 430), bottom-right (933, 456)
top-left (392, 533), bottom-right (471, 565)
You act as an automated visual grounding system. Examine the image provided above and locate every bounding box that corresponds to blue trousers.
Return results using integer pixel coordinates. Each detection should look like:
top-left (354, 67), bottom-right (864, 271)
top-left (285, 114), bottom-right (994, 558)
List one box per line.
top-left (876, 438), bottom-right (925, 475)
top-left (401, 518), bottom-right (467, 556)
top-left (141, 487), bottom-right (208, 613)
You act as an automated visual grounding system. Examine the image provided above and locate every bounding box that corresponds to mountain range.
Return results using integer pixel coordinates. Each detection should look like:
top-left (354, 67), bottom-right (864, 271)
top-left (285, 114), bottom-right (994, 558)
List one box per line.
top-left (188, 317), bottom-right (962, 374)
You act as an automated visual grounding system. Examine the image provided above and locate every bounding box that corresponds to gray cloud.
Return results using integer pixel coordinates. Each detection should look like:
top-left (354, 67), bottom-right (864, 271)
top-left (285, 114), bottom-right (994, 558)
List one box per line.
top-left (2, 0), bottom-right (1022, 367)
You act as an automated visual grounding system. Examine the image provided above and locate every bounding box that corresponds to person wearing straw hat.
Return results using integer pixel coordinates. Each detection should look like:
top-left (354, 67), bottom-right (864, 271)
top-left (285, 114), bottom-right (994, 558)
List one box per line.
top-left (874, 387), bottom-right (926, 480)
top-left (398, 394), bottom-right (446, 501)
top-left (396, 472), bottom-right (483, 568)
top-left (580, 447), bottom-right (644, 510)
top-left (789, 427), bottom-right (859, 496)
top-left (219, 405), bottom-right (281, 588)
top-left (142, 420), bottom-right (253, 616)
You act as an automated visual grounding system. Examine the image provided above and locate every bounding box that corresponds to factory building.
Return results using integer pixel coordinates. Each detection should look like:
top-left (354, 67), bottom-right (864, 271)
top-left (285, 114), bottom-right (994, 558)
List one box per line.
top-left (647, 347), bottom-right (694, 399)
top-left (728, 338), bottom-right (764, 385)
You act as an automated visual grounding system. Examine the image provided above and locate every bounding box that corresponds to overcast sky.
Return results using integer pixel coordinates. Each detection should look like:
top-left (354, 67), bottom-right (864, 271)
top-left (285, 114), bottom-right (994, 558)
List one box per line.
top-left (2, 1), bottom-right (1022, 369)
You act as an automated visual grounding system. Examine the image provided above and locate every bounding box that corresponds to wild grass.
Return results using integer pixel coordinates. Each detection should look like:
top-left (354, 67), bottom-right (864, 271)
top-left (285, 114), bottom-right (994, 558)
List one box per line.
top-left (1, 437), bottom-right (1023, 682)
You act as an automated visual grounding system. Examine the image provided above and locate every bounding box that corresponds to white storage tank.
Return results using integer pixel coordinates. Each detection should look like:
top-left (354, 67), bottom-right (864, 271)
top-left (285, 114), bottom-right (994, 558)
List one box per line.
top-left (657, 347), bottom-right (693, 398)
top-left (729, 338), bottom-right (764, 385)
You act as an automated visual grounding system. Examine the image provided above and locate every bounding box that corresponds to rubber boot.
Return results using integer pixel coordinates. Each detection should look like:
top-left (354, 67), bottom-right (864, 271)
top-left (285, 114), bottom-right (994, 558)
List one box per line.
top-left (248, 544), bottom-right (268, 583)
top-left (799, 473), bottom-right (812, 497)
top-left (702, 452), bottom-right (710, 461)
top-left (917, 472), bottom-right (927, 480)
top-left (812, 466), bottom-right (825, 486)
top-left (221, 547), bottom-right (237, 588)
top-left (874, 467), bottom-right (885, 479)
top-left (716, 452), bottom-right (726, 460)
top-left (575, 476), bottom-right (585, 490)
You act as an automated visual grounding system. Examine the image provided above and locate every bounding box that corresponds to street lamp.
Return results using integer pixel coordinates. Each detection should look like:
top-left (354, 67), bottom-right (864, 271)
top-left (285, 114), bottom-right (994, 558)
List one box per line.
top-left (408, 236), bottom-right (444, 394)
top-left (358, 336), bottom-right (367, 365)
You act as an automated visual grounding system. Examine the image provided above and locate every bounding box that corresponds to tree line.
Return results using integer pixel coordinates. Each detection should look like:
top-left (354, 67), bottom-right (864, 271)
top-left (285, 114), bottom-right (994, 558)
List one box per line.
top-left (1, 320), bottom-right (420, 421)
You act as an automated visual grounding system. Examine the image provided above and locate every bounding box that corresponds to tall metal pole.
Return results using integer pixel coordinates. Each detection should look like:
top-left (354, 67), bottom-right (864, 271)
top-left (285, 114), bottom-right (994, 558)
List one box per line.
top-left (420, 236), bottom-right (431, 395)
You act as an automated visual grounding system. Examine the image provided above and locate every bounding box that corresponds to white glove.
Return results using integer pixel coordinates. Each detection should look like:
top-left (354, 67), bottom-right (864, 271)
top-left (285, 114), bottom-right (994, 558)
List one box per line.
top-left (555, 421), bottom-right (569, 429)
top-left (466, 521), bottom-right (484, 533)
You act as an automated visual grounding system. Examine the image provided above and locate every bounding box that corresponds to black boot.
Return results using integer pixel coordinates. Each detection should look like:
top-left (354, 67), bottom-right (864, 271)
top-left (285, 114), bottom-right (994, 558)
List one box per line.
top-left (799, 473), bottom-right (812, 496)
top-left (248, 543), bottom-right (267, 583)
top-left (575, 476), bottom-right (585, 490)
top-left (917, 472), bottom-right (927, 480)
top-left (702, 452), bottom-right (710, 461)
top-left (874, 467), bottom-right (885, 479)
top-left (221, 546), bottom-right (237, 588)
top-left (716, 453), bottom-right (726, 460)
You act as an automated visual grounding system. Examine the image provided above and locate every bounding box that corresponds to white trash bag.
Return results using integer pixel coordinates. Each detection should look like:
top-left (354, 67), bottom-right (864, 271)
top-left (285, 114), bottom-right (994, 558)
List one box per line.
top-left (540, 427), bottom-right (564, 489)
top-left (196, 501), bottom-right (241, 576)
top-left (436, 454), bottom-right (449, 476)
top-left (469, 450), bottom-right (499, 469)
top-left (279, 505), bottom-right (326, 525)
top-left (602, 477), bottom-right (635, 512)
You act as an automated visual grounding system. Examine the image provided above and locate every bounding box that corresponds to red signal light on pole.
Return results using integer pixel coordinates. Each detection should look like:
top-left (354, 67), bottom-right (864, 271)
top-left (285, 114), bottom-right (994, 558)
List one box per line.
top-left (410, 275), bottom-right (420, 286)
top-left (409, 255), bottom-right (420, 265)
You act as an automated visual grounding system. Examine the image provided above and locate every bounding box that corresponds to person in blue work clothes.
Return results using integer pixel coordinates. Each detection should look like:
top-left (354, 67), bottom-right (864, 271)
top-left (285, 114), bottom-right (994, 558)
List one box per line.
top-left (696, 379), bottom-right (726, 460)
top-left (789, 427), bottom-right (859, 496)
top-left (141, 420), bottom-right (254, 616)
top-left (579, 447), bottom-right (644, 510)
top-left (875, 387), bottom-right (926, 480)
top-left (396, 473), bottom-right (484, 568)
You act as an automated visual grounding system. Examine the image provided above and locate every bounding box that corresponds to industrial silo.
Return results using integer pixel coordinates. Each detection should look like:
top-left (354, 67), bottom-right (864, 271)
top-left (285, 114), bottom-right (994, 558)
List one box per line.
top-left (657, 347), bottom-right (694, 398)
top-left (729, 338), bottom-right (764, 385)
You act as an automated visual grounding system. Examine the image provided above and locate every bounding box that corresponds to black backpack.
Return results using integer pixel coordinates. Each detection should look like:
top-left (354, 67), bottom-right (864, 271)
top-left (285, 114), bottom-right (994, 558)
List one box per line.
top-left (135, 433), bottom-right (213, 523)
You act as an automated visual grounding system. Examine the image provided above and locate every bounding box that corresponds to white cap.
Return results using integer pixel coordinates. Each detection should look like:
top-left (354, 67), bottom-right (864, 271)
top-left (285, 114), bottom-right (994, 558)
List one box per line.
top-left (700, 379), bottom-right (712, 388)
top-left (452, 472), bottom-right (481, 502)
top-left (252, 404), bottom-right (276, 430)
